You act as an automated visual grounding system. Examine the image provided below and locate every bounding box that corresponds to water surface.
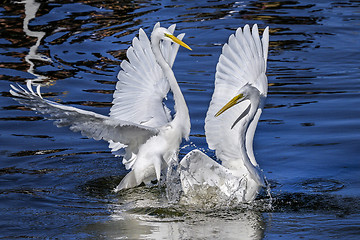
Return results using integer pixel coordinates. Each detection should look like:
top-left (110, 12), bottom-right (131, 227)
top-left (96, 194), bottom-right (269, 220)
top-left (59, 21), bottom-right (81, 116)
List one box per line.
top-left (1, 0), bottom-right (360, 239)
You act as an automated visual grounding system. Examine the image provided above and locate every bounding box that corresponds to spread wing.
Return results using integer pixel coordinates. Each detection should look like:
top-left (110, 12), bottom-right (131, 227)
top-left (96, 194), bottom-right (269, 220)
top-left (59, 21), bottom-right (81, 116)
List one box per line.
top-left (205, 24), bottom-right (269, 163)
top-left (108, 23), bottom-right (185, 155)
top-left (10, 82), bottom-right (159, 150)
top-left (109, 23), bottom-right (184, 127)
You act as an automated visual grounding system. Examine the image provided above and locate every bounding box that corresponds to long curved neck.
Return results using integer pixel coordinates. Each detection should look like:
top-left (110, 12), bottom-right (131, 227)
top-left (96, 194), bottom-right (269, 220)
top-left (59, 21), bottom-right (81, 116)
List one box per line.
top-left (237, 89), bottom-right (264, 186)
top-left (238, 101), bottom-right (257, 165)
top-left (245, 98), bottom-right (265, 167)
top-left (151, 35), bottom-right (190, 139)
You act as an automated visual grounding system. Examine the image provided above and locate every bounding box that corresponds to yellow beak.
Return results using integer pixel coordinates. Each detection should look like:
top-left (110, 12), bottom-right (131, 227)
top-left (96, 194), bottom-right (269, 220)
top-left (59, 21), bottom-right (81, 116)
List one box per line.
top-left (215, 94), bottom-right (244, 117)
top-left (165, 33), bottom-right (192, 50)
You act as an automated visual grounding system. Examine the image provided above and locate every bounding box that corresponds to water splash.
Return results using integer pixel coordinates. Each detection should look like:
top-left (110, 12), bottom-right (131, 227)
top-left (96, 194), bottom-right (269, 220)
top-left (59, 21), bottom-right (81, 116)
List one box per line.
top-left (165, 159), bottom-right (183, 204)
top-left (165, 148), bottom-right (274, 210)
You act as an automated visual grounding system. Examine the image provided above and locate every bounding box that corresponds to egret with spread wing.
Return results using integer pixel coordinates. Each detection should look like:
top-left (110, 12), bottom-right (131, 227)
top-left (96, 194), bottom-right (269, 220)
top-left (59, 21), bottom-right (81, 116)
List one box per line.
top-left (179, 24), bottom-right (269, 204)
top-left (10, 23), bottom-right (192, 191)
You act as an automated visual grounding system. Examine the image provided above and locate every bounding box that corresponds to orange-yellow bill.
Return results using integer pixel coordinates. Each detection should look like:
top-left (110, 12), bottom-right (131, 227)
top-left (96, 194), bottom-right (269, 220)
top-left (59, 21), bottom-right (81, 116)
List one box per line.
top-left (165, 33), bottom-right (192, 50)
top-left (215, 94), bottom-right (244, 117)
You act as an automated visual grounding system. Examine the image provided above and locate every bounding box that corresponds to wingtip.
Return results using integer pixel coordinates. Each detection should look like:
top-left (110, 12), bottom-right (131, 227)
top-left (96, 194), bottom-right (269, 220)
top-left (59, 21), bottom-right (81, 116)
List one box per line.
top-left (263, 26), bottom-right (269, 35)
top-left (243, 24), bottom-right (250, 32)
top-left (168, 23), bottom-right (176, 34)
top-left (154, 22), bottom-right (160, 31)
top-left (252, 23), bottom-right (258, 31)
top-left (177, 33), bottom-right (185, 41)
top-left (10, 84), bottom-right (17, 92)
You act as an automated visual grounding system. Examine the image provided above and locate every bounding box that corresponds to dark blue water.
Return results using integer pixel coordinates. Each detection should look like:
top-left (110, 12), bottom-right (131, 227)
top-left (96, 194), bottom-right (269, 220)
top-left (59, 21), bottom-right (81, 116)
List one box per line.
top-left (1, 0), bottom-right (360, 239)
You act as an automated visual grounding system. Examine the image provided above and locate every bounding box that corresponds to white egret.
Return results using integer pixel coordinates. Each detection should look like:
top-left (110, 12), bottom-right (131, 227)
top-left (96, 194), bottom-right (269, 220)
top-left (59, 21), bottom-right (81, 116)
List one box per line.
top-left (10, 23), bottom-right (269, 205)
top-left (178, 24), bottom-right (269, 204)
top-left (10, 23), bottom-right (192, 192)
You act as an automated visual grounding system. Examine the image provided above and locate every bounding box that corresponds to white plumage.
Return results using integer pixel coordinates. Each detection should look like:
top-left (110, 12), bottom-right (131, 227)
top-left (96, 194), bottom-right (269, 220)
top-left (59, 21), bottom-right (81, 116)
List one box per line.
top-left (179, 24), bottom-right (269, 204)
top-left (10, 23), bottom-right (191, 192)
top-left (10, 23), bottom-right (270, 205)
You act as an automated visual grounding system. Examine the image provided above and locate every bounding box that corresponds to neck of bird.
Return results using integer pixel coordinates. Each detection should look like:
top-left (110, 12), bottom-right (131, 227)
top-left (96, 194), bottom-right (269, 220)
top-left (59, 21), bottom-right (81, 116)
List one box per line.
top-left (151, 38), bottom-right (190, 140)
top-left (237, 94), bottom-right (264, 186)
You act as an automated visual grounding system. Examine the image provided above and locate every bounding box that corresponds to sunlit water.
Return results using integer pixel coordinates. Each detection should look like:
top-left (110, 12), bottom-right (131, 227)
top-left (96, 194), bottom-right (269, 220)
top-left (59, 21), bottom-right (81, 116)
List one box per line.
top-left (1, 0), bottom-right (360, 239)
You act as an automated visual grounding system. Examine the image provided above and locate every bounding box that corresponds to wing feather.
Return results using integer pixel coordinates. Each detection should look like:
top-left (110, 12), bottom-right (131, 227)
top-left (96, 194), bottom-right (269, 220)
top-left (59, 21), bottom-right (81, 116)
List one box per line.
top-left (205, 24), bottom-right (269, 163)
top-left (109, 23), bottom-right (184, 155)
top-left (10, 83), bottom-right (158, 149)
top-left (109, 23), bottom-right (184, 128)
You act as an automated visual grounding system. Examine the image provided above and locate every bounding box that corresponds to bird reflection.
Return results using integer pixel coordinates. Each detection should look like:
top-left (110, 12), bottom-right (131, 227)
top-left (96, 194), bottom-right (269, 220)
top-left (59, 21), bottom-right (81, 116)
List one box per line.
top-left (92, 199), bottom-right (265, 240)
top-left (23, 0), bottom-right (52, 83)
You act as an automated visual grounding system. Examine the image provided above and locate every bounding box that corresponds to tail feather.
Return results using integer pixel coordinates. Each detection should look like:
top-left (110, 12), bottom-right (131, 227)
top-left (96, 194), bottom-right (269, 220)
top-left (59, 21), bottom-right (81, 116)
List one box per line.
top-left (154, 158), bottom-right (162, 183)
top-left (114, 171), bottom-right (138, 192)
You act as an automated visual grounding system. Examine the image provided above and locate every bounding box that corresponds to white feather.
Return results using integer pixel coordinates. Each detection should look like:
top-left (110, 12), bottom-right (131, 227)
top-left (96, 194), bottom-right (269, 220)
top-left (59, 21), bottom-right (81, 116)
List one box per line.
top-left (205, 24), bottom-right (269, 164)
top-left (10, 23), bottom-right (191, 192)
top-left (180, 24), bottom-right (269, 204)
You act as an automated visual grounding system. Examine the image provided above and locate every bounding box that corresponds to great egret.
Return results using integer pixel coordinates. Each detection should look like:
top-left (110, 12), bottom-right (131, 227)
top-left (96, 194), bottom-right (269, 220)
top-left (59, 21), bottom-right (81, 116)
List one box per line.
top-left (10, 23), bottom-right (269, 204)
top-left (10, 23), bottom-right (192, 192)
top-left (178, 24), bottom-right (269, 204)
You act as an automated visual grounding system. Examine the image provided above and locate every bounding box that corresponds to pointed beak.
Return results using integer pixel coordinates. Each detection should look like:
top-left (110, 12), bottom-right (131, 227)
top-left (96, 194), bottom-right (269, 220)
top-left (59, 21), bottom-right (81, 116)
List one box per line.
top-left (215, 94), bottom-right (245, 117)
top-left (165, 33), bottom-right (192, 50)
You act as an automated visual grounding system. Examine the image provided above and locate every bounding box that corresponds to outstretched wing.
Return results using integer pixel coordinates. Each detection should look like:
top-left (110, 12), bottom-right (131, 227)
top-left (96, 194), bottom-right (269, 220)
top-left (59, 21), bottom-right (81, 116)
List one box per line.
top-left (109, 23), bottom-right (185, 127)
top-left (205, 24), bottom-right (269, 163)
top-left (10, 82), bottom-right (159, 150)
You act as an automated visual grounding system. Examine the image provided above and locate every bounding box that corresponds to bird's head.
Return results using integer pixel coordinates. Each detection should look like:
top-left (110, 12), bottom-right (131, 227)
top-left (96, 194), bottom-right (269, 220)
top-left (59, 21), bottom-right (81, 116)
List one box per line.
top-left (152, 27), bottom-right (192, 51)
top-left (215, 84), bottom-right (259, 117)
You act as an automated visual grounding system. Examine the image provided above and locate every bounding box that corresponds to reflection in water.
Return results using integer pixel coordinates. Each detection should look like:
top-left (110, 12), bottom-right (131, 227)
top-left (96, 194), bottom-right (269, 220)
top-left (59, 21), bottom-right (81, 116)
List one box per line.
top-left (78, 176), bottom-right (360, 239)
top-left (91, 189), bottom-right (265, 240)
top-left (79, 178), bottom-right (268, 239)
top-left (108, 209), bottom-right (264, 240)
top-left (22, 0), bottom-right (52, 84)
